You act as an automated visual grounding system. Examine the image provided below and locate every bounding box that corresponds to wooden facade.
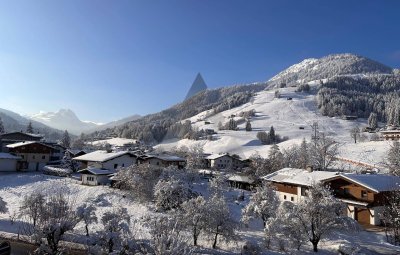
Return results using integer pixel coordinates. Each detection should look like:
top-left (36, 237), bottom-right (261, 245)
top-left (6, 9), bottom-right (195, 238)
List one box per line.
top-left (266, 171), bottom-right (399, 226)
top-left (8, 142), bottom-right (54, 171)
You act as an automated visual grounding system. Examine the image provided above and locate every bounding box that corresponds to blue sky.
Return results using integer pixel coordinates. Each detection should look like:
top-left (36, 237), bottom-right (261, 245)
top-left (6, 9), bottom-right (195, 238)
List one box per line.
top-left (0, 0), bottom-right (399, 123)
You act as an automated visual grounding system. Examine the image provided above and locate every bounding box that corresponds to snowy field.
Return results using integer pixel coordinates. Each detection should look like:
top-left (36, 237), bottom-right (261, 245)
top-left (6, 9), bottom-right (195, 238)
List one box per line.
top-left (158, 87), bottom-right (390, 170)
top-left (0, 173), bottom-right (152, 244)
top-left (1, 172), bottom-right (400, 254)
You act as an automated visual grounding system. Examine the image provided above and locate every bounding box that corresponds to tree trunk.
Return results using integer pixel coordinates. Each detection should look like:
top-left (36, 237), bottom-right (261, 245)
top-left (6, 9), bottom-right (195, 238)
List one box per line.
top-left (312, 240), bottom-right (318, 252)
top-left (108, 238), bottom-right (114, 253)
top-left (212, 232), bottom-right (219, 249)
top-left (85, 224), bottom-right (89, 236)
top-left (193, 227), bottom-right (198, 246)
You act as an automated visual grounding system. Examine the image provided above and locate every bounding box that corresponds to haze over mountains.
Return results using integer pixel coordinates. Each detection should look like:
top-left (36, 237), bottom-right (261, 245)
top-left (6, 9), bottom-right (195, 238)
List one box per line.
top-left (29, 109), bottom-right (141, 135)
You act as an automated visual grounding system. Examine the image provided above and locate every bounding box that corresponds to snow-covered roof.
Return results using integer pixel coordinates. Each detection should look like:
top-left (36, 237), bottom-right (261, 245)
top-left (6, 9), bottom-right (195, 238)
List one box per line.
top-left (263, 168), bottom-right (339, 186)
top-left (206, 154), bottom-right (230, 160)
top-left (89, 137), bottom-right (138, 147)
top-left (381, 130), bottom-right (400, 133)
top-left (73, 150), bottom-right (136, 162)
top-left (330, 173), bottom-right (400, 193)
top-left (78, 168), bottom-right (116, 175)
top-left (228, 175), bottom-right (256, 184)
top-left (0, 153), bottom-right (21, 160)
top-left (6, 141), bottom-right (36, 148)
top-left (6, 141), bottom-right (54, 149)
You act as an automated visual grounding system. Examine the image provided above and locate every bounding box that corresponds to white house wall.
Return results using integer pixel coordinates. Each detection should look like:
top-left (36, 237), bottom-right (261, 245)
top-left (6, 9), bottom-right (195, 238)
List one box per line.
top-left (102, 154), bottom-right (136, 170)
top-left (370, 206), bottom-right (383, 225)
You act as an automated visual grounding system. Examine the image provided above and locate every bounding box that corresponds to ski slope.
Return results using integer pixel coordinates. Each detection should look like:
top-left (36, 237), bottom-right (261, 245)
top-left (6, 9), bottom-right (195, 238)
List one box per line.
top-left (158, 87), bottom-right (389, 168)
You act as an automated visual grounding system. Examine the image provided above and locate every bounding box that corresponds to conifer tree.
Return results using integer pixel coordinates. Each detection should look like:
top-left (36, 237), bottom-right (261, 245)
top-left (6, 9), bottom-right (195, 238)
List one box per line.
top-left (245, 120), bottom-right (252, 131)
top-left (0, 117), bottom-right (4, 134)
top-left (27, 121), bottom-right (34, 133)
top-left (61, 130), bottom-right (71, 148)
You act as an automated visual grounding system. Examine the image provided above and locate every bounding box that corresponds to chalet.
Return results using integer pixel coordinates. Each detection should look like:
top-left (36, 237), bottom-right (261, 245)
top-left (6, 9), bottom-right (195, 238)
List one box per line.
top-left (263, 168), bottom-right (400, 226)
top-left (138, 154), bottom-right (186, 169)
top-left (0, 132), bottom-right (43, 152)
top-left (324, 174), bottom-right (400, 226)
top-left (0, 153), bottom-right (21, 171)
top-left (73, 150), bottom-right (138, 170)
top-left (381, 130), bottom-right (400, 141)
top-left (206, 154), bottom-right (244, 170)
top-left (78, 168), bottom-right (115, 186)
top-left (228, 175), bottom-right (257, 190)
top-left (263, 168), bottom-right (338, 203)
top-left (6, 141), bottom-right (55, 171)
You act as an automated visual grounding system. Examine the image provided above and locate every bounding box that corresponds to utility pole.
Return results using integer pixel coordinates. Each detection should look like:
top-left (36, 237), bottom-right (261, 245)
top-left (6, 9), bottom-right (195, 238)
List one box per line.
top-left (311, 121), bottom-right (320, 146)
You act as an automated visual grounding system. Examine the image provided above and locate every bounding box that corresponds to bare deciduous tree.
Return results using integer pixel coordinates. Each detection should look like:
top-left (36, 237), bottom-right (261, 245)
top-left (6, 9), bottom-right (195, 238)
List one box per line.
top-left (267, 182), bottom-right (358, 252)
top-left (241, 184), bottom-right (279, 227)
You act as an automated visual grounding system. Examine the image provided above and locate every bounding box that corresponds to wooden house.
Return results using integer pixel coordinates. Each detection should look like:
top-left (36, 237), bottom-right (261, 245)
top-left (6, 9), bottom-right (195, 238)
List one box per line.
top-left (263, 168), bottom-right (400, 226)
top-left (0, 132), bottom-right (43, 152)
top-left (138, 154), bottom-right (186, 169)
top-left (324, 174), bottom-right (400, 226)
top-left (73, 150), bottom-right (138, 170)
top-left (228, 175), bottom-right (258, 190)
top-left (381, 130), bottom-right (400, 141)
top-left (206, 154), bottom-right (244, 170)
top-left (6, 141), bottom-right (55, 171)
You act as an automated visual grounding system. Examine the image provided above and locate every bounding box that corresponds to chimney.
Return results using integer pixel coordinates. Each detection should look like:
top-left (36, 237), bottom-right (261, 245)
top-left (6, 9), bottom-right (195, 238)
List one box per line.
top-left (306, 165), bottom-right (313, 172)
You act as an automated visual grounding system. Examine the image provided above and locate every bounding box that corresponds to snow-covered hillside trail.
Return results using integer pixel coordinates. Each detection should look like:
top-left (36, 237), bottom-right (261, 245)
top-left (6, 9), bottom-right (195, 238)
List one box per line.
top-left (158, 87), bottom-right (388, 166)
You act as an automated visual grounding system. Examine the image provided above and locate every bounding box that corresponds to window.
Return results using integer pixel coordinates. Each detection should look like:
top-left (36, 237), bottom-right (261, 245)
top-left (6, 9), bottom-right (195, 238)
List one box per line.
top-left (344, 188), bottom-right (350, 195)
top-left (283, 195), bottom-right (287, 200)
top-left (361, 190), bottom-right (368, 198)
top-left (301, 187), bottom-right (307, 196)
top-left (42, 155), bottom-right (46, 159)
top-left (114, 164), bottom-right (118, 169)
top-left (87, 176), bottom-right (95, 182)
top-left (291, 197), bottom-right (294, 202)
top-left (21, 155), bottom-right (24, 159)
top-left (122, 164), bottom-right (125, 167)
top-left (32, 155), bottom-right (35, 159)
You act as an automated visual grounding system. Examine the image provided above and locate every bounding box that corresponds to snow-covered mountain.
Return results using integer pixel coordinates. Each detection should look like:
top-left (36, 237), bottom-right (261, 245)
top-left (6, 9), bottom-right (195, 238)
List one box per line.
top-left (268, 53), bottom-right (394, 87)
top-left (0, 108), bottom-right (64, 141)
top-left (30, 109), bottom-right (101, 135)
top-left (30, 109), bottom-right (141, 135)
top-left (185, 73), bottom-right (208, 100)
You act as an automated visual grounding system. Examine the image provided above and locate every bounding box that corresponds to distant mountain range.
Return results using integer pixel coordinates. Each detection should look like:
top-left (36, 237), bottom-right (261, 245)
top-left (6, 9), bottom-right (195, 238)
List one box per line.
top-left (29, 109), bottom-right (141, 135)
top-left (0, 108), bottom-right (64, 141)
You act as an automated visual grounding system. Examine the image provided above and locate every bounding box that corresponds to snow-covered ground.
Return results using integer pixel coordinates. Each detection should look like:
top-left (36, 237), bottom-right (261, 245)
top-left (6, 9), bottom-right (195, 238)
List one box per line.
top-left (89, 137), bottom-right (138, 147)
top-left (158, 87), bottom-right (389, 169)
top-left (1, 172), bottom-right (399, 254)
top-left (0, 173), bottom-right (152, 243)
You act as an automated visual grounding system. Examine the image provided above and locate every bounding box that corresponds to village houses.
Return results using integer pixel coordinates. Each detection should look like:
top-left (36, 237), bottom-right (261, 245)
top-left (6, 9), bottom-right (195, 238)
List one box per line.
top-left (263, 167), bottom-right (400, 226)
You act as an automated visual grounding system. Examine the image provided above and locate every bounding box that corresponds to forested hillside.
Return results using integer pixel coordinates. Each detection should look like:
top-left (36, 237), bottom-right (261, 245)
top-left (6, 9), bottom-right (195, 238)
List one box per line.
top-left (317, 74), bottom-right (400, 123)
top-left (90, 83), bottom-right (267, 144)
top-left (268, 54), bottom-right (393, 87)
